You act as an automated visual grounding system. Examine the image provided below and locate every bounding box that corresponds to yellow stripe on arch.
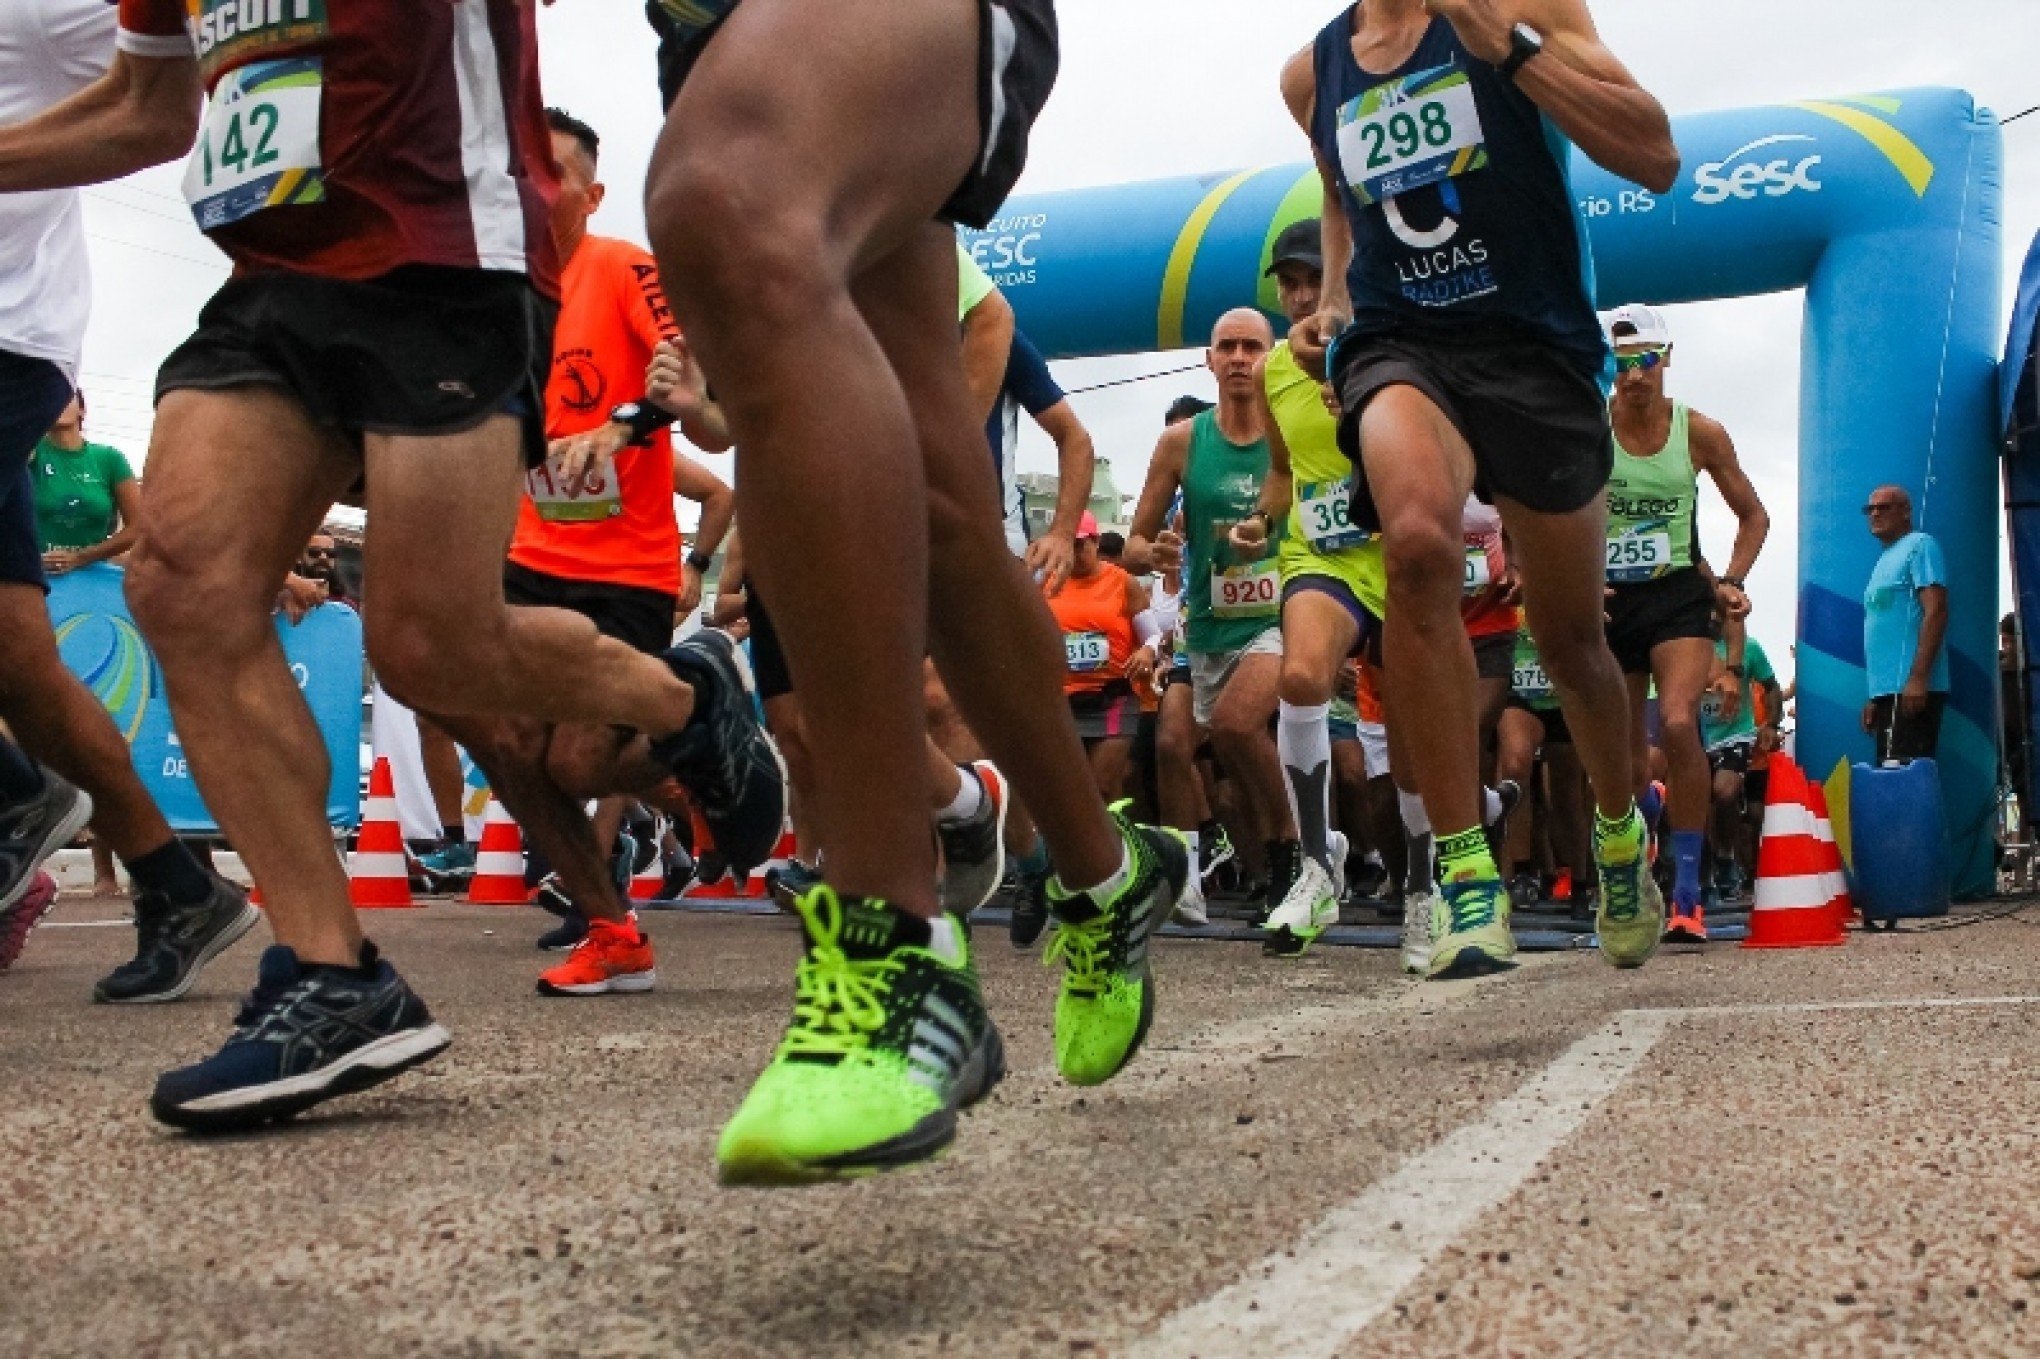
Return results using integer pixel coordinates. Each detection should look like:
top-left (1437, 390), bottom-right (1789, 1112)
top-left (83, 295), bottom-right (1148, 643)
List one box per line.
top-left (1789, 100), bottom-right (1936, 198)
top-left (1157, 168), bottom-right (1261, 351)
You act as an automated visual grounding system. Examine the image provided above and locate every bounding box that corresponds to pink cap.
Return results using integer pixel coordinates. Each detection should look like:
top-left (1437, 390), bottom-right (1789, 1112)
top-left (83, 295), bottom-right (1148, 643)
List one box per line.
top-left (1076, 511), bottom-right (1101, 539)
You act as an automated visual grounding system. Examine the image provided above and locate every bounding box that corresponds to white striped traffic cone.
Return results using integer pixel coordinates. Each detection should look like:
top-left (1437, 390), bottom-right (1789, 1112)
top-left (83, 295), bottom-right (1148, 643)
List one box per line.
top-left (1744, 758), bottom-right (1846, 949)
top-left (466, 794), bottom-right (530, 905)
top-left (349, 757), bottom-right (415, 909)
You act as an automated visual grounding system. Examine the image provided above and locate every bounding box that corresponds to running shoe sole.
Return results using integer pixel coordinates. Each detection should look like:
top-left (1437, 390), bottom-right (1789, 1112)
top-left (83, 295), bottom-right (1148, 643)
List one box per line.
top-left (537, 970), bottom-right (658, 996)
top-left (0, 786), bottom-right (93, 915)
top-left (151, 1023), bottom-right (453, 1132)
top-left (1262, 925), bottom-right (1327, 958)
top-left (717, 1024), bottom-right (1006, 1187)
top-left (96, 902), bottom-right (261, 1006)
top-left (1427, 940), bottom-right (1519, 980)
top-left (667, 633), bottom-right (789, 878)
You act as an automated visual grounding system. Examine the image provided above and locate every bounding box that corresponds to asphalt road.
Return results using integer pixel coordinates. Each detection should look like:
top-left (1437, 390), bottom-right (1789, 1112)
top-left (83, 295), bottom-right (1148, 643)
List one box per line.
top-left (3, 894), bottom-right (2036, 1358)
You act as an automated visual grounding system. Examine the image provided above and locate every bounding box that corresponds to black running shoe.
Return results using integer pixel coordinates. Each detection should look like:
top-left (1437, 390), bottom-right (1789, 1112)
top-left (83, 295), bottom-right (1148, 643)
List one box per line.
top-left (0, 768), bottom-right (93, 915)
top-left (94, 875), bottom-right (259, 1004)
top-left (765, 858), bottom-right (823, 914)
top-left (1256, 840), bottom-right (1303, 929)
top-left (1507, 870), bottom-right (1543, 910)
top-left (609, 827), bottom-right (638, 898)
top-left (1009, 866), bottom-right (1050, 949)
top-left (938, 762), bottom-right (1009, 913)
top-left (152, 943), bottom-right (450, 1133)
top-left (652, 631), bottom-right (787, 878)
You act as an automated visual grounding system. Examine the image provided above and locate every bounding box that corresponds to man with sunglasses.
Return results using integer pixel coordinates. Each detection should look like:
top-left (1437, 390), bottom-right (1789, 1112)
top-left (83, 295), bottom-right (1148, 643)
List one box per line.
top-left (1862, 486), bottom-right (1949, 762)
top-left (1604, 303), bottom-right (1768, 940)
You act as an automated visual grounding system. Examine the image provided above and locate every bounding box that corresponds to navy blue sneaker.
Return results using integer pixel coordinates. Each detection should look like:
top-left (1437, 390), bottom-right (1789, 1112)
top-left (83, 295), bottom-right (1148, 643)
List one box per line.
top-left (652, 631), bottom-right (787, 878)
top-left (94, 874), bottom-right (260, 1004)
top-left (152, 943), bottom-right (450, 1132)
top-left (0, 768), bottom-right (92, 915)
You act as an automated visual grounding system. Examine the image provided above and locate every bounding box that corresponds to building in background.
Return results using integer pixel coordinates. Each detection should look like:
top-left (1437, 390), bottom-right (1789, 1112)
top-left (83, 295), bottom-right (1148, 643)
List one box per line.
top-left (1020, 461), bottom-right (1128, 541)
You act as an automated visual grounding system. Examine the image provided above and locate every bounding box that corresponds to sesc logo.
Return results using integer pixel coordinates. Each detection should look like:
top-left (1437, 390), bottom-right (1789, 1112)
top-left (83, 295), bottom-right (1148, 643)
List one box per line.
top-left (1692, 134), bottom-right (1824, 206)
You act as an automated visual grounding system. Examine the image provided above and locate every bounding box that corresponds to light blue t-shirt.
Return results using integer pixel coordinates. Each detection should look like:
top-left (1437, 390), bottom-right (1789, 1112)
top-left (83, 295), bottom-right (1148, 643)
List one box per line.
top-left (1863, 531), bottom-right (1949, 698)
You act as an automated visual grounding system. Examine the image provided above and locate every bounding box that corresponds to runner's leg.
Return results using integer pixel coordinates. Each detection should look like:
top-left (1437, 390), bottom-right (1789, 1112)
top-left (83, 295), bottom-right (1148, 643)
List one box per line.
top-left (1210, 651), bottom-right (1295, 845)
top-left (1650, 637), bottom-right (1715, 912)
top-left (1275, 591), bottom-right (1359, 872)
top-left (646, 4), bottom-right (987, 914)
top-left (124, 389), bottom-right (364, 965)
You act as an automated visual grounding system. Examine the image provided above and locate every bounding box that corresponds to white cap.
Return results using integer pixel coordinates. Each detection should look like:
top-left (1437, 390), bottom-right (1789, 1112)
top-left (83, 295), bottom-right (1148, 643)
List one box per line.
top-left (1605, 302), bottom-right (1671, 348)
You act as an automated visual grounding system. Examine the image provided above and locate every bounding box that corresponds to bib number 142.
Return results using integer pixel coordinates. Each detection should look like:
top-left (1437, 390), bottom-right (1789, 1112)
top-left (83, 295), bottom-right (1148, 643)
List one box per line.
top-left (183, 58), bottom-right (326, 231)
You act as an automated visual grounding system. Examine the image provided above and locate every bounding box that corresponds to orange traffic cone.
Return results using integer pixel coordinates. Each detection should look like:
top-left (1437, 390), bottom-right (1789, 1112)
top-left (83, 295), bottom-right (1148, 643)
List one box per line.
top-left (466, 794), bottom-right (530, 905)
top-left (1804, 780), bottom-right (1857, 929)
top-left (349, 756), bottom-right (416, 909)
top-left (1744, 758), bottom-right (1846, 949)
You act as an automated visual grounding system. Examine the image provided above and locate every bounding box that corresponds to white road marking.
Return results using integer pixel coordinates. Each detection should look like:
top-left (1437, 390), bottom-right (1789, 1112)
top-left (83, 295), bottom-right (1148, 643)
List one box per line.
top-left (36, 920), bottom-right (132, 929)
top-left (1128, 993), bottom-right (2040, 1358)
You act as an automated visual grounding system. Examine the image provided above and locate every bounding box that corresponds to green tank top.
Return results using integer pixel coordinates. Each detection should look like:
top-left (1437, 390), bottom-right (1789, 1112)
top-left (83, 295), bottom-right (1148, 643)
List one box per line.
top-left (1267, 342), bottom-right (1387, 618)
top-left (1183, 408), bottom-right (1277, 654)
top-left (1605, 401), bottom-right (1697, 583)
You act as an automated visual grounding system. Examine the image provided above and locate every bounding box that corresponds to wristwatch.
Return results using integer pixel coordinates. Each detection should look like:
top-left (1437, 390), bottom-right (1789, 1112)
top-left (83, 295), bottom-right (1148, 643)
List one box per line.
top-left (686, 550), bottom-right (714, 574)
top-left (1498, 23), bottom-right (1544, 81)
top-left (610, 401), bottom-right (677, 447)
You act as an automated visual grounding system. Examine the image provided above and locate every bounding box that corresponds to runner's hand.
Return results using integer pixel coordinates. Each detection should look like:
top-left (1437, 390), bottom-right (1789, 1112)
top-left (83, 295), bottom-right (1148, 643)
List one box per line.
top-left (1716, 580), bottom-right (1750, 619)
top-left (1708, 671), bottom-right (1741, 723)
top-left (1151, 528), bottom-right (1185, 575)
top-left (1756, 725), bottom-right (1782, 756)
top-left (40, 549), bottom-right (83, 576)
top-left (678, 562), bottom-right (705, 615)
top-left (1289, 307), bottom-right (1351, 382)
top-left (1421, 0), bottom-right (1513, 64)
top-left (1027, 528), bottom-right (1077, 596)
top-left (1497, 562), bottom-right (1523, 609)
top-left (646, 337), bottom-right (709, 420)
top-left (1228, 515), bottom-right (1269, 557)
top-left (549, 422), bottom-right (630, 495)
top-left (1126, 645), bottom-right (1158, 689)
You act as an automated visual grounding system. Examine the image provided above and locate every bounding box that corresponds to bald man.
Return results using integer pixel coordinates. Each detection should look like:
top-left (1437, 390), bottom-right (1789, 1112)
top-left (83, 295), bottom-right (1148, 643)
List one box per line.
top-left (1862, 484), bottom-right (1950, 761)
top-left (1126, 309), bottom-right (1303, 919)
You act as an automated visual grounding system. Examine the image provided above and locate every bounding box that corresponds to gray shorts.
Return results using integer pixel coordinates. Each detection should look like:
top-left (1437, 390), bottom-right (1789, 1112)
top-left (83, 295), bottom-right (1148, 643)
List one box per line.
top-left (1188, 627), bottom-right (1283, 728)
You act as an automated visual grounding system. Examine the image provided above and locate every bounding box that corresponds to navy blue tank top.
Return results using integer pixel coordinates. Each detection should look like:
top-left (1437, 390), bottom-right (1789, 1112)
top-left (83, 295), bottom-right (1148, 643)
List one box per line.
top-left (1311, 6), bottom-right (1607, 376)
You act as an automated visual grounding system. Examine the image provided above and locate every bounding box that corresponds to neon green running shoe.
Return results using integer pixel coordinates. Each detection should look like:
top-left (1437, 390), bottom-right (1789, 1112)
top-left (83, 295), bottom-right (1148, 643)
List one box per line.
top-left (1426, 876), bottom-right (1517, 979)
top-left (1596, 813), bottom-right (1665, 970)
top-left (716, 885), bottom-right (1004, 1186)
top-left (1044, 809), bottom-right (1189, 1086)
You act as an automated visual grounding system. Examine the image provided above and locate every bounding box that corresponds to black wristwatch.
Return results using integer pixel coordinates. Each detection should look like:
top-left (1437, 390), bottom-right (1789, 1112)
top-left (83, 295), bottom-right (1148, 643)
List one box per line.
top-left (1726, 664), bottom-right (1746, 678)
top-left (685, 550), bottom-right (714, 574)
top-left (610, 401), bottom-right (677, 447)
top-left (1498, 23), bottom-right (1544, 81)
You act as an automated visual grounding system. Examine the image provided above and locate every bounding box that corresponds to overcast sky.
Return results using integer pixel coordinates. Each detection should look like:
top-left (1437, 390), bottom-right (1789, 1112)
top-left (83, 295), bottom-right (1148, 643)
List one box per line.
top-left (67, 0), bottom-right (2040, 658)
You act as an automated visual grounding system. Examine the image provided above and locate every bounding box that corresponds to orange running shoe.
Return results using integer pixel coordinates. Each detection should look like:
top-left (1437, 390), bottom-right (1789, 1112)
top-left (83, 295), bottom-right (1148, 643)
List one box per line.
top-left (1664, 902), bottom-right (1709, 942)
top-left (537, 915), bottom-right (656, 996)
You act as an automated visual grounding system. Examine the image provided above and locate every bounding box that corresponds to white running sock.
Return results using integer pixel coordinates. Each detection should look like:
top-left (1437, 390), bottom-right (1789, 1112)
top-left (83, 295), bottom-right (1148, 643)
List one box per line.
top-left (924, 914), bottom-right (966, 963)
top-left (936, 766), bottom-right (985, 826)
top-left (1064, 844), bottom-right (1135, 904)
top-left (1278, 701), bottom-right (1334, 870)
top-left (1185, 829), bottom-right (1201, 862)
top-left (1482, 785), bottom-right (1502, 827)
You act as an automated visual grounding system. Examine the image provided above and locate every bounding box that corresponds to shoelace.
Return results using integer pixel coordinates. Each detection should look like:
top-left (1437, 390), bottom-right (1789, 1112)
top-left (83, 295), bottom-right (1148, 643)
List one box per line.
top-left (231, 971), bottom-right (304, 1036)
top-left (780, 886), bottom-right (902, 1059)
top-left (1601, 856), bottom-right (1642, 922)
top-left (1441, 879), bottom-right (1500, 935)
top-left (1043, 917), bottom-right (1108, 996)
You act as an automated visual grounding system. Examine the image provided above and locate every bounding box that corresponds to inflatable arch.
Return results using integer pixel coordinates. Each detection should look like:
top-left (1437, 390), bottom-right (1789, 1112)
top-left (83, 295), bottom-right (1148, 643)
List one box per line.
top-left (966, 87), bottom-right (2004, 896)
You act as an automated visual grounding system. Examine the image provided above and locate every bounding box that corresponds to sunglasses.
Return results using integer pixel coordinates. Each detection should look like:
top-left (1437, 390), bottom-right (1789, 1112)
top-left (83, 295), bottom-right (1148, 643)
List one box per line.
top-left (303, 548), bottom-right (336, 559)
top-left (1862, 503), bottom-right (1901, 516)
top-left (1613, 347), bottom-right (1668, 374)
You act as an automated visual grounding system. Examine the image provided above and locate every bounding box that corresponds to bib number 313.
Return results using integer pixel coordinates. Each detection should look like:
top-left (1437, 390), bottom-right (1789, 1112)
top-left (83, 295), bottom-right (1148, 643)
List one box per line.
top-left (183, 58), bottom-right (326, 231)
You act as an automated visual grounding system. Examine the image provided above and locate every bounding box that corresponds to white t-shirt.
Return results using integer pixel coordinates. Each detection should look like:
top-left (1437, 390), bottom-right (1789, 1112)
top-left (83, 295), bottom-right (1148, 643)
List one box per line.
top-left (0, 0), bottom-right (120, 384)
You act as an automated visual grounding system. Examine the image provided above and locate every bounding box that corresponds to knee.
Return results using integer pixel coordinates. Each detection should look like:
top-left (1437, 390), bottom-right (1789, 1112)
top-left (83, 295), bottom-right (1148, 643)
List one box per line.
top-left (368, 612), bottom-right (489, 716)
top-left (125, 541), bottom-right (263, 655)
top-left (647, 165), bottom-right (829, 329)
top-left (1657, 708), bottom-right (1701, 751)
top-left (1277, 656), bottom-right (1336, 709)
top-left (1536, 623), bottom-right (1613, 693)
top-left (1210, 705), bottom-right (1265, 753)
top-left (1381, 521), bottom-right (1463, 612)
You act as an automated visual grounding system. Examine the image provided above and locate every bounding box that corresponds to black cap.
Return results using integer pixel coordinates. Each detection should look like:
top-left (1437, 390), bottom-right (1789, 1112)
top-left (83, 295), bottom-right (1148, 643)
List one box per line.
top-left (1265, 219), bottom-right (1323, 277)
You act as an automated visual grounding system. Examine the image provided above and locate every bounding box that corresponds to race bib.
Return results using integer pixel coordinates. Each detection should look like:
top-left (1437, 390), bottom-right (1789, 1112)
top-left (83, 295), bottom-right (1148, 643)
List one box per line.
top-left (1064, 632), bottom-right (1110, 674)
top-left (1605, 530), bottom-right (1673, 583)
top-left (1700, 692), bottom-right (1727, 724)
top-left (1336, 64), bottom-right (1489, 206)
top-left (1513, 662), bottom-right (1552, 699)
top-left (1463, 546), bottom-right (1492, 594)
top-left (1211, 560), bottom-right (1281, 619)
top-left (183, 58), bottom-right (326, 231)
top-left (1298, 479), bottom-right (1369, 553)
top-left (526, 455), bottom-right (623, 523)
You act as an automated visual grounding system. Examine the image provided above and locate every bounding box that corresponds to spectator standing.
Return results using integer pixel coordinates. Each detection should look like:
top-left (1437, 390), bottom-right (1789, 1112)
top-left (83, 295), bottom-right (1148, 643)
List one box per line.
top-left (1861, 485), bottom-right (1950, 762)
top-left (32, 394), bottom-right (140, 579)
top-left (32, 394), bottom-right (141, 895)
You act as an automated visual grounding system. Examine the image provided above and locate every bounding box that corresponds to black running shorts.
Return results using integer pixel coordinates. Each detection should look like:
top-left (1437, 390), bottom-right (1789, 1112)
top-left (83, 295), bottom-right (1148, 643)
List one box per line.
top-left (1603, 567), bottom-right (1718, 675)
top-left (647, 0), bottom-right (1058, 229)
top-left (157, 266), bottom-right (557, 469)
top-left (503, 563), bottom-right (678, 656)
top-left (1331, 325), bottom-right (1612, 528)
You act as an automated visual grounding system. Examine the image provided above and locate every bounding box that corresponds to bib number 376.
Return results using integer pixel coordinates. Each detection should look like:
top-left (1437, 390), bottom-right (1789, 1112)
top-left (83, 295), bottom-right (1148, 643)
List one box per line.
top-left (183, 58), bottom-right (326, 231)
